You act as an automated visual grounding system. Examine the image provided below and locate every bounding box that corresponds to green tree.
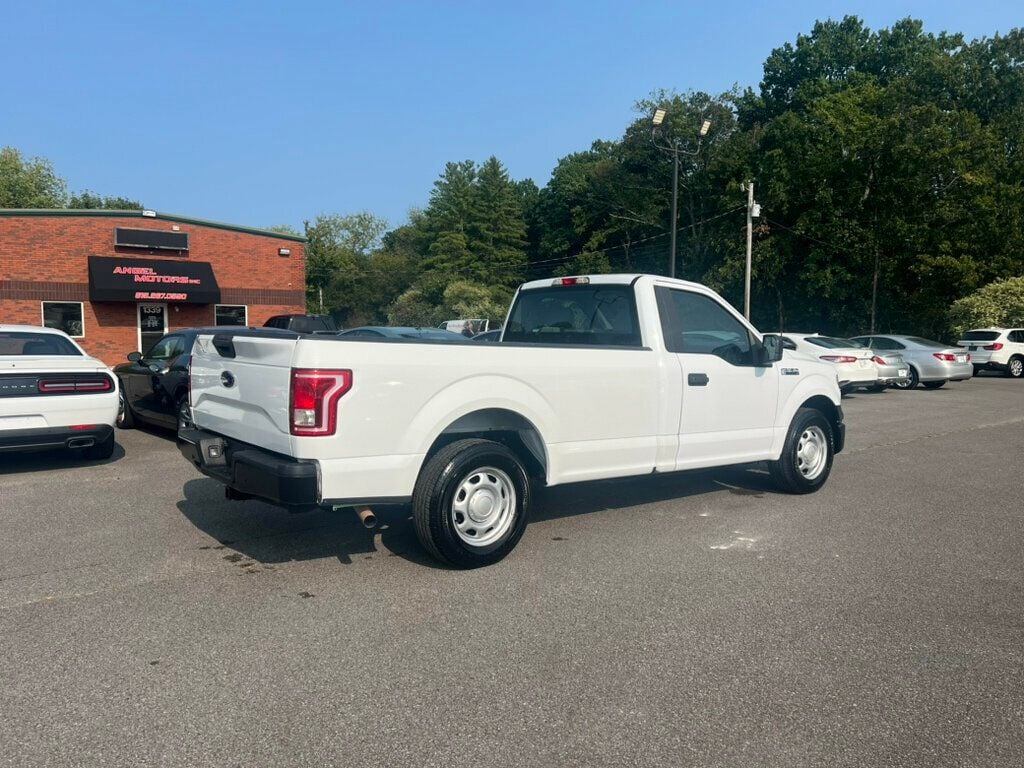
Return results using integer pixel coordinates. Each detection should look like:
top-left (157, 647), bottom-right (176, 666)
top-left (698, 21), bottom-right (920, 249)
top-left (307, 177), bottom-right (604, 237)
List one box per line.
top-left (948, 277), bottom-right (1024, 336)
top-left (67, 191), bottom-right (143, 209)
top-left (0, 146), bottom-right (67, 207)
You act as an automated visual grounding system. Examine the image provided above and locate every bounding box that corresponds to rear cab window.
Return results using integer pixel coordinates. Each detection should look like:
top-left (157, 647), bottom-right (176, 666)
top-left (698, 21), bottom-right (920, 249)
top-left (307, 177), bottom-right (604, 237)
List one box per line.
top-left (503, 284), bottom-right (642, 347)
top-left (0, 332), bottom-right (82, 356)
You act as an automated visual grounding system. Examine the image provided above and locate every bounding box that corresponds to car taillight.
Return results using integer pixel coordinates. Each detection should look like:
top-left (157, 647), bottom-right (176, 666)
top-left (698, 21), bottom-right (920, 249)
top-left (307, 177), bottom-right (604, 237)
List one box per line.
top-left (37, 375), bottom-right (113, 393)
top-left (984, 343), bottom-right (1003, 351)
top-left (871, 356), bottom-right (887, 366)
top-left (933, 353), bottom-right (956, 362)
top-left (552, 276), bottom-right (590, 286)
top-left (819, 355), bottom-right (858, 363)
top-left (290, 368), bottom-right (352, 436)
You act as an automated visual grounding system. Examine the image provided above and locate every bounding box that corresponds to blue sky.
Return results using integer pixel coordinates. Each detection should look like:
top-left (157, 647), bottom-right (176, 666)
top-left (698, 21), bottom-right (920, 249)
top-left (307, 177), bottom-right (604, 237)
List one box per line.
top-left (2, 1), bottom-right (1019, 232)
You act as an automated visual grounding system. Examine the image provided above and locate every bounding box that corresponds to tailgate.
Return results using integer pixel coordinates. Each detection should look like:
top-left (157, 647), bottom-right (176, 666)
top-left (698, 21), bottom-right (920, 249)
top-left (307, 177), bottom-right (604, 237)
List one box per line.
top-left (190, 331), bottom-right (298, 454)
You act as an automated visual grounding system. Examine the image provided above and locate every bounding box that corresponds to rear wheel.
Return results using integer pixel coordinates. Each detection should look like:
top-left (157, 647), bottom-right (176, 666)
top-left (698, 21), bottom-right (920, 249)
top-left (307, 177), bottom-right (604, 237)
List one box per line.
top-left (176, 395), bottom-right (193, 431)
top-left (972, 365), bottom-right (983, 377)
top-left (769, 408), bottom-right (835, 494)
top-left (412, 439), bottom-right (531, 568)
top-left (83, 431), bottom-right (115, 460)
top-left (894, 366), bottom-right (919, 390)
top-left (116, 385), bottom-right (135, 429)
top-left (922, 380), bottom-right (946, 390)
top-left (1007, 356), bottom-right (1024, 379)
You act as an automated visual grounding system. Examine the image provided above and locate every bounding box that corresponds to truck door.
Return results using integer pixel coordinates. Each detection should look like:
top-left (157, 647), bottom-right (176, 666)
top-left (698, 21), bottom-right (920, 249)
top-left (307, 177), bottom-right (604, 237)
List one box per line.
top-left (654, 286), bottom-right (779, 469)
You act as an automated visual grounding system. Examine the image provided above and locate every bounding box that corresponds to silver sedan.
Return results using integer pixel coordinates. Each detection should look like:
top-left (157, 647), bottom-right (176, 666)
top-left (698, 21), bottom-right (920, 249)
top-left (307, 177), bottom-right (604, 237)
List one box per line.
top-left (849, 335), bottom-right (973, 390)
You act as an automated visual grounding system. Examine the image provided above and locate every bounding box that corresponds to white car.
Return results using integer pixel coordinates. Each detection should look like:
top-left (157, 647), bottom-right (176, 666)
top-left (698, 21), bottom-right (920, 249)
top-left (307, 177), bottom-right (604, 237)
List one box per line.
top-left (0, 325), bottom-right (118, 460)
top-left (179, 274), bottom-right (845, 568)
top-left (957, 328), bottom-right (1024, 379)
top-left (777, 333), bottom-right (878, 393)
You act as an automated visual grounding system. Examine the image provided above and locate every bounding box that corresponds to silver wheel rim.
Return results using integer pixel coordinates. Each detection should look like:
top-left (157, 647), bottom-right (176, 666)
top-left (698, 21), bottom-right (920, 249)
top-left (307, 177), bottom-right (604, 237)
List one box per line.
top-left (1011, 359), bottom-right (1023, 377)
top-left (450, 466), bottom-right (516, 548)
top-left (117, 391), bottom-right (126, 424)
top-left (796, 426), bottom-right (828, 480)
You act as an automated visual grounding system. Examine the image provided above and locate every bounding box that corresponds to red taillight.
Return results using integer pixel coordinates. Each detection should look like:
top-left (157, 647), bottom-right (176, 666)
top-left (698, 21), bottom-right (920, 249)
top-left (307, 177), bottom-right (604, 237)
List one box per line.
top-left (871, 356), bottom-right (887, 366)
top-left (933, 353), bottom-right (956, 362)
top-left (552, 276), bottom-right (590, 286)
top-left (37, 376), bottom-right (113, 393)
top-left (984, 343), bottom-right (1003, 351)
top-left (70, 424), bottom-right (97, 431)
top-left (290, 368), bottom-right (352, 436)
top-left (820, 355), bottom-right (858, 363)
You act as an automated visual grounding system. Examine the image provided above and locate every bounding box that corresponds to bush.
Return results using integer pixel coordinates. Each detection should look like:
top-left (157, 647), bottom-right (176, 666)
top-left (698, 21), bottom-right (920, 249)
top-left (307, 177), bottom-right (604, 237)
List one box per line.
top-left (948, 277), bottom-right (1024, 336)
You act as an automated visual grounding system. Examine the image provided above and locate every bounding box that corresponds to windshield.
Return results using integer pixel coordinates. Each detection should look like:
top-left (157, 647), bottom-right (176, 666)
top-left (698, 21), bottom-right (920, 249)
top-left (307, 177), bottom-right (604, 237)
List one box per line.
top-left (961, 330), bottom-right (1000, 341)
top-left (503, 285), bottom-right (641, 346)
top-left (0, 332), bottom-right (82, 356)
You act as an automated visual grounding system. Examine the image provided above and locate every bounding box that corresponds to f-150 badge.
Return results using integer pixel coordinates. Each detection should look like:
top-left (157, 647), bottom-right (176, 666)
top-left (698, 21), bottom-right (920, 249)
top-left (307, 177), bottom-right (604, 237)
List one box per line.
top-left (781, 367), bottom-right (800, 376)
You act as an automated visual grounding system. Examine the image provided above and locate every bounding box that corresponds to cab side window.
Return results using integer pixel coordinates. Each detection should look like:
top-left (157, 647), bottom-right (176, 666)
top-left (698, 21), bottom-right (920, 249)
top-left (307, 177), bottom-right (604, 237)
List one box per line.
top-left (655, 287), bottom-right (755, 365)
top-left (147, 335), bottom-right (185, 361)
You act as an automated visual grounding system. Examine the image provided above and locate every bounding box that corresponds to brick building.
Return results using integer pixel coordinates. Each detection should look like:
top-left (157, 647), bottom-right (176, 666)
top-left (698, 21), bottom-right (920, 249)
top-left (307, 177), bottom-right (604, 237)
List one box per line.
top-left (0, 210), bottom-right (306, 365)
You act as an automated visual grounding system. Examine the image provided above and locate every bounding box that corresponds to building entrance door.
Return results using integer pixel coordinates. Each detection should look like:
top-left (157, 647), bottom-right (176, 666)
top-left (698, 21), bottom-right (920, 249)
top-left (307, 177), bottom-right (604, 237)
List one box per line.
top-left (137, 303), bottom-right (168, 354)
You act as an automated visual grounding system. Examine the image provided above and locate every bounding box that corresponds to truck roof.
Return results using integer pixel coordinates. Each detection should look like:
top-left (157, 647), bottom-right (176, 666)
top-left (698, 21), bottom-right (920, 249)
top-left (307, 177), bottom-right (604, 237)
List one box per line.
top-left (517, 273), bottom-right (712, 292)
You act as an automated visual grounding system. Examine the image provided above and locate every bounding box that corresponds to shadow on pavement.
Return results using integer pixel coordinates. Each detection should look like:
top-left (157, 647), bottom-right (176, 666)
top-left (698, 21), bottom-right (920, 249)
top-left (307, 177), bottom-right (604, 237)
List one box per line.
top-left (177, 463), bottom-right (775, 570)
top-left (0, 441), bottom-right (126, 475)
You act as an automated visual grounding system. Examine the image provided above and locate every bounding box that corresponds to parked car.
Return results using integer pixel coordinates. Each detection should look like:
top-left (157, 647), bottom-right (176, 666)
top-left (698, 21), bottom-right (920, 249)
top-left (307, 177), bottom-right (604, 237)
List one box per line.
top-left (775, 333), bottom-right (877, 393)
top-left (956, 328), bottom-right (1024, 378)
top-left (440, 318), bottom-right (491, 337)
top-left (179, 274), bottom-right (845, 568)
top-left (0, 325), bottom-right (117, 459)
top-left (263, 314), bottom-right (337, 334)
top-left (338, 326), bottom-right (468, 341)
top-left (113, 328), bottom-right (208, 431)
top-left (849, 335), bottom-right (972, 390)
top-left (472, 329), bottom-right (503, 343)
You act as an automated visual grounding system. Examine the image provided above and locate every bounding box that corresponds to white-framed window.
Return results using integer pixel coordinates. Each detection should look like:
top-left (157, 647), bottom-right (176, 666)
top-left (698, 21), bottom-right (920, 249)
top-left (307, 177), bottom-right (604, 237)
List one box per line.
top-left (41, 301), bottom-right (85, 338)
top-left (215, 304), bottom-right (247, 326)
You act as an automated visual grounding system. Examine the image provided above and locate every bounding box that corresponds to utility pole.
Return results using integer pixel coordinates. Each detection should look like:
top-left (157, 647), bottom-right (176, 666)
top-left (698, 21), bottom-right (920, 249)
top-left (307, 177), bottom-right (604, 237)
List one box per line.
top-left (651, 109), bottom-right (711, 279)
top-left (744, 181), bottom-right (754, 320)
top-left (669, 152), bottom-right (679, 279)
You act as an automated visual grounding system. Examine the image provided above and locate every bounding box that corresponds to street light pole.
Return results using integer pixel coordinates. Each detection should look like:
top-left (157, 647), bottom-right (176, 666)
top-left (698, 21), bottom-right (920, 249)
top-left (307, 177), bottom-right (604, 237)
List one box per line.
top-left (669, 151), bottom-right (679, 279)
top-left (744, 181), bottom-right (753, 320)
top-left (652, 110), bottom-right (710, 279)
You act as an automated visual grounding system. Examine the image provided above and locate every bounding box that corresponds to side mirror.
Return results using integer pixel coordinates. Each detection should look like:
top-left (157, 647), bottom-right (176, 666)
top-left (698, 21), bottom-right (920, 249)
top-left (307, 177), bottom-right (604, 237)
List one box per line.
top-left (128, 351), bottom-right (143, 363)
top-left (148, 363), bottom-right (167, 375)
top-left (759, 334), bottom-right (784, 366)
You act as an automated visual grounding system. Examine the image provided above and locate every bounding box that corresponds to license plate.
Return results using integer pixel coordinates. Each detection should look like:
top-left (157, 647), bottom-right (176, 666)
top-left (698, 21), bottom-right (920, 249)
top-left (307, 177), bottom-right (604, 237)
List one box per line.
top-left (898, 369), bottom-right (908, 377)
top-left (956, 354), bottom-right (966, 363)
top-left (969, 346), bottom-right (978, 351)
top-left (859, 359), bottom-right (871, 368)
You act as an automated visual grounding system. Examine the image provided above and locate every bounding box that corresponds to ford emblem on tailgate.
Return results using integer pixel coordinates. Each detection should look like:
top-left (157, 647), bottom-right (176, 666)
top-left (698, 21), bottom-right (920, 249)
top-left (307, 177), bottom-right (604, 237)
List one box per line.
top-left (220, 371), bottom-right (236, 388)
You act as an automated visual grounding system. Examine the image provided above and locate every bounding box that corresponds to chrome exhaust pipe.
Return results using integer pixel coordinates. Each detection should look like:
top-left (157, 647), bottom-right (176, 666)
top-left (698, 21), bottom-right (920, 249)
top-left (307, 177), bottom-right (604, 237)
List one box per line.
top-left (355, 506), bottom-right (377, 529)
top-left (67, 437), bottom-right (95, 449)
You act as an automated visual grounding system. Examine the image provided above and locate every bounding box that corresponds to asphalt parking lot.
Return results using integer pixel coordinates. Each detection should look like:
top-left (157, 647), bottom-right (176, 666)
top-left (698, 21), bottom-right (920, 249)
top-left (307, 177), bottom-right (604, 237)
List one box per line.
top-left (2, 376), bottom-right (1022, 767)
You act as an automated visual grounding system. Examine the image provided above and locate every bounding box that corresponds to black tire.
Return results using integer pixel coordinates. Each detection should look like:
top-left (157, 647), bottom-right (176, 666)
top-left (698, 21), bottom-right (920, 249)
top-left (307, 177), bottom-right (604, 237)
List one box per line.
top-left (176, 395), bottom-right (193, 431)
top-left (972, 365), bottom-right (983, 377)
top-left (83, 431), bottom-right (115, 460)
top-left (116, 384), bottom-right (135, 429)
top-left (894, 366), bottom-right (919, 390)
top-left (769, 408), bottom-right (835, 494)
top-left (1006, 356), bottom-right (1024, 379)
top-left (412, 438), bottom-right (531, 568)
top-left (922, 380), bottom-right (946, 390)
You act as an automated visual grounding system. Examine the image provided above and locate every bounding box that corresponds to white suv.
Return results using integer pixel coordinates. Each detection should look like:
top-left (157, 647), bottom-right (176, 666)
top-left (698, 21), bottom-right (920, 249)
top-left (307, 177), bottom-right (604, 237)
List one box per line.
top-left (957, 328), bottom-right (1024, 378)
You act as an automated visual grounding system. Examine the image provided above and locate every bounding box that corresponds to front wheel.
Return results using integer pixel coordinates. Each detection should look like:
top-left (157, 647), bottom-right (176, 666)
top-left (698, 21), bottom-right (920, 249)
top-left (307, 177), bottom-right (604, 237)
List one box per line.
top-left (412, 439), bottom-right (531, 568)
top-left (894, 366), bottom-right (919, 390)
top-left (116, 386), bottom-right (135, 429)
top-left (769, 408), bottom-right (835, 494)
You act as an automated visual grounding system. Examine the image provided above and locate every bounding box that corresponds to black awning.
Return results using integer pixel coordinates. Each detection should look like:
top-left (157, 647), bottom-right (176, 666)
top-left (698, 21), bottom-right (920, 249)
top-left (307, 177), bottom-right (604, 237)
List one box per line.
top-left (88, 255), bottom-right (221, 304)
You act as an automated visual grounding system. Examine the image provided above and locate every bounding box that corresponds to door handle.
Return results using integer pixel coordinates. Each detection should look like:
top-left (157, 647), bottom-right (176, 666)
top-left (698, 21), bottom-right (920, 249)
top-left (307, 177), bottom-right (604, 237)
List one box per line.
top-left (688, 373), bottom-right (709, 386)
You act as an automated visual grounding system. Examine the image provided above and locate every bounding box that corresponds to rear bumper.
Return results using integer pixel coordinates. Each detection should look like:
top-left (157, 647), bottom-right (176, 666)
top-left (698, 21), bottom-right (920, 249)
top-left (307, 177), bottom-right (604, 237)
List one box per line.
top-left (178, 426), bottom-right (320, 510)
top-left (0, 424), bottom-right (113, 453)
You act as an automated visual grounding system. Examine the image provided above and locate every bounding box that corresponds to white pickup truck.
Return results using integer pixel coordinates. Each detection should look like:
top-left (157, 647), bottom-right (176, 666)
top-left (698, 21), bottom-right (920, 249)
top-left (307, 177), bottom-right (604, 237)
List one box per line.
top-left (179, 275), bottom-right (845, 567)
